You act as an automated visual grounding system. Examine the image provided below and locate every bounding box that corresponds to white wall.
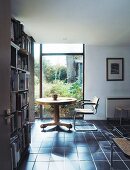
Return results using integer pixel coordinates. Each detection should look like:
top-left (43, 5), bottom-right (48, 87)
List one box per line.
top-left (84, 45), bottom-right (130, 120)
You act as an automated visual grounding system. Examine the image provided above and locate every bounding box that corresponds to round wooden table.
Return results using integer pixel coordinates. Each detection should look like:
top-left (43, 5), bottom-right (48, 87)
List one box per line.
top-left (35, 97), bottom-right (77, 130)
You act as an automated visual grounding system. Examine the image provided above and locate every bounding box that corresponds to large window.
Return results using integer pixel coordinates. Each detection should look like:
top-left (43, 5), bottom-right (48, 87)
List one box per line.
top-left (34, 44), bottom-right (84, 118)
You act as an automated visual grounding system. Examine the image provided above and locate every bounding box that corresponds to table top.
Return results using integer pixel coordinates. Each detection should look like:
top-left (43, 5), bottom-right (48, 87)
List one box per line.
top-left (113, 138), bottom-right (130, 156)
top-left (35, 97), bottom-right (77, 105)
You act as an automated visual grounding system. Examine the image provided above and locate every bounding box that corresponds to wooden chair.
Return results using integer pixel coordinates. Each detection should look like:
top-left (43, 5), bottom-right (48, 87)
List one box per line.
top-left (73, 96), bottom-right (100, 131)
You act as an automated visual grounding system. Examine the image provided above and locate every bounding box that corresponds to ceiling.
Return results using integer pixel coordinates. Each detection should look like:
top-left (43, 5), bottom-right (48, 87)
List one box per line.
top-left (11, 0), bottom-right (130, 45)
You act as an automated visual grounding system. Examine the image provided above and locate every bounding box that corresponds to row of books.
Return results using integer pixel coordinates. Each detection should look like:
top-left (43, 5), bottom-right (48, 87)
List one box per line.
top-left (10, 123), bottom-right (31, 169)
top-left (10, 113), bottom-right (17, 133)
top-left (10, 92), bottom-right (29, 112)
top-left (10, 109), bottom-right (29, 133)
top-left (11, 44), bottom-right (29, 71)
top-left (11, 18), bottom-right (34, 55)
top-left (17, 109), bottom-right (29, 129)
top-left (11, 18), bottom-right (23, 46)
top-left (11, 70), bottom-right (29, 91)
top-left (17, 92), bottom-right (29, 111)
top-left (17, 54), bottom-right (28, 71)
top-left (18, 72), bottom-right (29, 91)
top-left (21, 32), bottom-right (32, 54)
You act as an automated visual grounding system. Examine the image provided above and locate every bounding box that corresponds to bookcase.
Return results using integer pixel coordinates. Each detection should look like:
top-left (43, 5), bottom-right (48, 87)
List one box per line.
top-left (10, 42), bottom-right (31, 169)
top-left (10, 18), bottom-right (34, 169)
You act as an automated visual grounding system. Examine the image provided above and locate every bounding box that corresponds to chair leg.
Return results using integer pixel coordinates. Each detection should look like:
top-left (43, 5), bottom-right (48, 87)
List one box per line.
top-left (73, 111), bottom-right (98, 131)
top-left (73, 112), bottom-right (76, 130)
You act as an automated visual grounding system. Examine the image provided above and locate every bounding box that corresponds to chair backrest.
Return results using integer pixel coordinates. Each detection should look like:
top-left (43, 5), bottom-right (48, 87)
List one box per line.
top-left (91, 96), bottom-right (100, 112)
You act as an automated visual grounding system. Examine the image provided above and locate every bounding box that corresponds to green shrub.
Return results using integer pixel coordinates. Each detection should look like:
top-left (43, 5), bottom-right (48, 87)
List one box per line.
top-left (44, 80), bottom-right (71, 97)
top-left (69, 81), bottom-right (82, 100)
top-left (35, 80), bottom-right (82, 118)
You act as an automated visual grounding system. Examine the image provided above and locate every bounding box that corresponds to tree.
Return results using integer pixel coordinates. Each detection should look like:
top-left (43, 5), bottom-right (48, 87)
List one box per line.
top-left (34, 54), bottom-right (68, 83)
top-left (45, 66), bottom-right (56, 82)
top-left (55, 66), bottom-right (67, 81)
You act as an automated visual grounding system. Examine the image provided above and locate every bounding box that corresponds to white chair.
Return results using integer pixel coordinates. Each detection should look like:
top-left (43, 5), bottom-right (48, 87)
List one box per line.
top-left (73, 96), bottom-right (100, 131)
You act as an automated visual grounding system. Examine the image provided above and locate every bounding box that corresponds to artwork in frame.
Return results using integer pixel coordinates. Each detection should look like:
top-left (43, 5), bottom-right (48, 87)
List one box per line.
top-left (106, 58), bottom-right (124, 81)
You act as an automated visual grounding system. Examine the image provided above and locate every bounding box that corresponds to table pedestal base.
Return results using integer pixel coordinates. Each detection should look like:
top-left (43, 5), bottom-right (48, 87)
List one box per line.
top-left (40, 122), bottom-right (72, 130)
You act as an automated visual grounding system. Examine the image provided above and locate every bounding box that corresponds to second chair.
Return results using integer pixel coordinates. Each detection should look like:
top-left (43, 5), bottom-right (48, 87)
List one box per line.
top-left (73, 96), bottom-right (100, 131)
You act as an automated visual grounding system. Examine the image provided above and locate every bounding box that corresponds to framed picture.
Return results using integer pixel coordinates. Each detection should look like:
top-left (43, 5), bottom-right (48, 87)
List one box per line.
top-left (106, 58), bottom-right (124, 81)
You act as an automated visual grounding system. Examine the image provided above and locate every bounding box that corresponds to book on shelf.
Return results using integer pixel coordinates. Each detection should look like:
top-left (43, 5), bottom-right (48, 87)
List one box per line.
top-left (18, 72), bottom-right (26, 91)
top-left (17, 92), bottom-right (28, 110)
top-left (10, 113), bottom-right (17, 133)
top-left (24, 123), bottom-right (31, 145)
top-left (21, 32), bottom-right (32, 53)
top-left (11, 18), bottom-right (23, 46)
top-left (18, 49), bottom-right (29, 71)
top-left (17, 55), bottom-right (22, 69)
top-left (25, 74), bottom-right (29, 90)
top-left (11, 141), bottom-right (20, 168)
top-left (17, 111), bottom-right (22, 129)
top-left (23, 109), bottom-right (29, 121)
top-left (22, 57), bottom-right (28, 71)
top-left (10, 93), bottom-right (17, 112)
top-left (11, 46), bottom-right (17, 67)
top-left (11, 69), bottom-right (18, 91)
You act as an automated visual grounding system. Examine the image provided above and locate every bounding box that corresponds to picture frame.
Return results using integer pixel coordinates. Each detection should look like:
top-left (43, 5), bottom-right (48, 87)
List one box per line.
top-left (106, 58), bottom-right (124, 81)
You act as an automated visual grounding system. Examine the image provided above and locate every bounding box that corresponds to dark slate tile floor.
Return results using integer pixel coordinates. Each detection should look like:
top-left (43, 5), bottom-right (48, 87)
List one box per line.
top-left (19, 119), bottom-right (130, 170)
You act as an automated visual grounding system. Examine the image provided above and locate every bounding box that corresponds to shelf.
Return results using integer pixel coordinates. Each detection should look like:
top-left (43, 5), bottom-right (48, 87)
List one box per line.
top-left (10, 42), bottom-right (30, 143)
top-left (10, 18), bottom-right (34, 170)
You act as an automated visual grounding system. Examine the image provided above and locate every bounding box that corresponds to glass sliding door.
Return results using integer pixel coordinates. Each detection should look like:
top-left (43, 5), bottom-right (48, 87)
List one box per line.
top-left (34, 43), bottom-right (84, 119)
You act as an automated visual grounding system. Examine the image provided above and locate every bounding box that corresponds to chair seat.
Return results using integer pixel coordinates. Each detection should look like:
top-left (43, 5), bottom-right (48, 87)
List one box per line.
top-left (75, 108), bottom-right (94, 114)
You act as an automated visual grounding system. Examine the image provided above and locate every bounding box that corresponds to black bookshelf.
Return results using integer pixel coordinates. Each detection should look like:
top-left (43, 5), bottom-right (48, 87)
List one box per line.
top-left (10, 17), bottom-right (34, 169)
